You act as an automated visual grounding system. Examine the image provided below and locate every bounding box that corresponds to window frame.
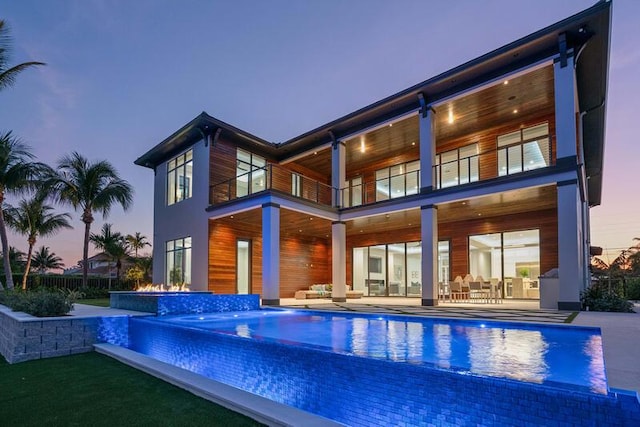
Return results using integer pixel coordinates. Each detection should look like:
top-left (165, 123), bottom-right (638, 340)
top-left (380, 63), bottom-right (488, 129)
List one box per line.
top-left (166, 149), bottom-right (193, 206)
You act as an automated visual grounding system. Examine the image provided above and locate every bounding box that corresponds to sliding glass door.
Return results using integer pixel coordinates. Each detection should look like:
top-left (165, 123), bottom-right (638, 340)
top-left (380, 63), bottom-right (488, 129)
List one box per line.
top-left (468, 230), bottom-right (540, 299)
top-left (352, 240), bottom-right (449, 297)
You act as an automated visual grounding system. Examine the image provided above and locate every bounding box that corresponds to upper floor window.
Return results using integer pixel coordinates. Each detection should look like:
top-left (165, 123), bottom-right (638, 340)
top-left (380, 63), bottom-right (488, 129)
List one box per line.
top-left (375, 160), bottom-right (420, 202)
top-left (498, 123), bottom-right (550, 176)
top-left (435, 143), bottom-right (479, 189)
top-left (167, 150), bottom-right (193, 205)
top-left (236, 149), bottom-right (266, 197)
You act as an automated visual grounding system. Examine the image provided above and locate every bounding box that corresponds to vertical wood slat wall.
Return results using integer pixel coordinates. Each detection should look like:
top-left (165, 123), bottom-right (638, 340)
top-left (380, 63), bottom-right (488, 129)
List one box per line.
top-left (208, 212), bottom-right (332, 297)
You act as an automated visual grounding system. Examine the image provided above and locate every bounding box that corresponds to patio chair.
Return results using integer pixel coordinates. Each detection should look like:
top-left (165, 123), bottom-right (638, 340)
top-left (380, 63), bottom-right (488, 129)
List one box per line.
top-left (469, 281), bottom-right (490, 303)
top-left (450, 279), bottom-right (469, 302)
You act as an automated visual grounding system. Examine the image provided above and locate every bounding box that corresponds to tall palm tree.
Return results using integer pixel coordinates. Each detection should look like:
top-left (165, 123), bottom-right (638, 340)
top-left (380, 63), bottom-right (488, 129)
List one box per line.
top-left (90, 223), bottom-right (130, 280)
top-left (126, 232), bottom-right (150, 258)
top-left (0, 132), bottom-right (48, 290)
top-left (44, 152), bottom-right (133, 287)
top-left (0, 20), bottom-right (45, 91)
top-left (31, 246), bottom-right (64, 274)
top-left (5, 196), bottom-right (72, 289)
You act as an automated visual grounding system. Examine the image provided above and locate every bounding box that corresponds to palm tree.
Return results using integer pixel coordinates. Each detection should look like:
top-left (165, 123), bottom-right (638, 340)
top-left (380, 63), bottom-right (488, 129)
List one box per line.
top-left (5, 196), bottom-right (72, 289)
top-left (31, 246), bottom-right (64, 274)
top-left (44, 152), bottom-right (133, 287)
top-left (0, 132), bottom-right (48, 290)
top-left (0, 20), bottom-right (45, 91)
top-left (0, 246), bottom-right (26, 276)
top-left (90, 223), bottom-right (130, 280)
top-left (126, 232), bottom-right (150, 258)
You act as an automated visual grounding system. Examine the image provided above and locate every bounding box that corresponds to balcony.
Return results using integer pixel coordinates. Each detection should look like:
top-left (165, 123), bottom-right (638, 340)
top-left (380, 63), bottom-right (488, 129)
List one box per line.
top-left (209, 163), bottom-right (334, 207)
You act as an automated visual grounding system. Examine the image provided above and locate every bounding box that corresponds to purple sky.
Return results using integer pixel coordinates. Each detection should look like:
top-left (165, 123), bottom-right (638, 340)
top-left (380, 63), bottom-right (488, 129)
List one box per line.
top-left (2, 0), bottom-right (638, 269)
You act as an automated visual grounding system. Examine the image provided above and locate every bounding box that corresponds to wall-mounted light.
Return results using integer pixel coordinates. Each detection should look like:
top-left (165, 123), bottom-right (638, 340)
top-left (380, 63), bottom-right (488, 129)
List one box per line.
top-left (360, 136), bottom-right (366, 153)
top-left (448, 108), bottom-right (454, 124)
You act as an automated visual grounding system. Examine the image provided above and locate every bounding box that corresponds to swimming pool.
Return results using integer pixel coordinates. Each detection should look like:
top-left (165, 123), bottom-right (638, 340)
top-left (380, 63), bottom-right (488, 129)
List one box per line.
top-left (149, 309), bottom-right (606, 393)
top-left (116, 308), bottom-right (640, 426)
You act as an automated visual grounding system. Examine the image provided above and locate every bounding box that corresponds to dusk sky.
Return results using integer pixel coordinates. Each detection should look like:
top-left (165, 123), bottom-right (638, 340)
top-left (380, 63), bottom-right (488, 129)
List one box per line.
top-left (2, 0), bottom-right (638, 269)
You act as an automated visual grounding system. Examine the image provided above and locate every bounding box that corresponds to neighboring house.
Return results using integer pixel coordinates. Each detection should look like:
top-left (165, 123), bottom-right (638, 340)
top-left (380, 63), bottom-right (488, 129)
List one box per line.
top-left (136, 2), bottom-right (611, 310)
top-left (63, 253), bottom-right (135, 278)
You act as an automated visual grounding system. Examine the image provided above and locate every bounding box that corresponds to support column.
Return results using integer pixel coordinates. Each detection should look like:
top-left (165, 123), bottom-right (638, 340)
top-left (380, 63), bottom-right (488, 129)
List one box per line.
top-left (419, 105), bottom-right (436, 193)
top-left (557, 181), bottom-right (582, 310)
top-left (554, 53), bottom-right (578, 161)
top-left (331, 221), bottom-right (347, 302)
top-left (262, 202), bottom-right (280, 306)
top-left (331, 139), bottom-right (346, 207)
top-left (420, 205), bottom-right (438, 306)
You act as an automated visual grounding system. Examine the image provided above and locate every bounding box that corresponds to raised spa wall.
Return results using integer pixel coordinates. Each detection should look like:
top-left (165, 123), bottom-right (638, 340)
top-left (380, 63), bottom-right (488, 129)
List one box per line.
top-left (0, 293), bottom-right (260, 364)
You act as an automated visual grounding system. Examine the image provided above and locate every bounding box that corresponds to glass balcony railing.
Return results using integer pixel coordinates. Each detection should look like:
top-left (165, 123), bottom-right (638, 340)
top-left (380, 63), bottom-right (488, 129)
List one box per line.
top-left (339, 170), bottom-right (420, 208)
top-left (209, 163), bottom-right (335, 207)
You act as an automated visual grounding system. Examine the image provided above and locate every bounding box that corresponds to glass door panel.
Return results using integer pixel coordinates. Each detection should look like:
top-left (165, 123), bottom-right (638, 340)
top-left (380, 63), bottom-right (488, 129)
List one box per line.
top-left (367, 245), bottom-right (387, 296)
top-left (352, 247), bottom-right (367, 292)
top-left (406, 242), bottom-right (421, 296)
top-left (237, 240), bottom-right (251, 294)
top-left (388, 243), bottom-right (406, 295)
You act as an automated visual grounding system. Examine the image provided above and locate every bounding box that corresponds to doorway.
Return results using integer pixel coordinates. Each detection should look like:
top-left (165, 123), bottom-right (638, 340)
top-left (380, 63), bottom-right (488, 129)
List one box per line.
top-left (236, 239), bottom-right (251, 294)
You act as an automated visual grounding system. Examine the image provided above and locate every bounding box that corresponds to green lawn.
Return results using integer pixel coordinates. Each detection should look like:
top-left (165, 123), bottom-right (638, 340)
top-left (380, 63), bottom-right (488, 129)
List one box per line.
top-left (77, 298), bottom-right (110, 307)
top-left (0, 352), bottom-right (263, 427)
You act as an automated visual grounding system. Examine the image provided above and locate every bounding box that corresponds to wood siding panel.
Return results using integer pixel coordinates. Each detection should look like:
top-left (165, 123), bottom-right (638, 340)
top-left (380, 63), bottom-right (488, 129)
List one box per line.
top-left (208, 211), bottom-right (332, 297)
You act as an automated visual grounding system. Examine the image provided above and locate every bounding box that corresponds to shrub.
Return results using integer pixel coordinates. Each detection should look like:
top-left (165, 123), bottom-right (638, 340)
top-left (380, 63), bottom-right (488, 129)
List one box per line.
top-left (581, 283), bottom-right (634, 313)
top-left (0, 289), bottom-right (77, 317)
top-left (625, 278), bottom-right (640, 301)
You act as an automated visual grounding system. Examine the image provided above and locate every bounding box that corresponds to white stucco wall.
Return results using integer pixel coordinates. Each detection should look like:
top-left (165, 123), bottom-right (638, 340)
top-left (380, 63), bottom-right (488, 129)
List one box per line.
top-left (152, 138), bottom-right (210, 290)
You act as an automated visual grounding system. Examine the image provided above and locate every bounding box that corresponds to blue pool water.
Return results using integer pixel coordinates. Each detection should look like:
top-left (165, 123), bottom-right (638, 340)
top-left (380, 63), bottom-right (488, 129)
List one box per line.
top-left (117, 309), bottom-right (640, 426)
top-left (147, 309), bottom-right (607, 394)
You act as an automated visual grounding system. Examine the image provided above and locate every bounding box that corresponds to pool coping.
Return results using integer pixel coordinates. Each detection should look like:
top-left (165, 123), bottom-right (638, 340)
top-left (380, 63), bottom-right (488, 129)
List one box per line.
top-left (94, 343), bottom-right (343, 427)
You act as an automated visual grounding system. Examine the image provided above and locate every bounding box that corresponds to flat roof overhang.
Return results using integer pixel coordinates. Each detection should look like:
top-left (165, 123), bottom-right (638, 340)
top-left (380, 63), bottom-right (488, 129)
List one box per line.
top-left (135, 1), bottom-right (610, 205)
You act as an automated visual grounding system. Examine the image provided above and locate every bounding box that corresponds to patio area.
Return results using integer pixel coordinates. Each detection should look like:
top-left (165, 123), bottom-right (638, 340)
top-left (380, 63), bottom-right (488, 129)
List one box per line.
top-left (280, 297), bottom-right (573, 323)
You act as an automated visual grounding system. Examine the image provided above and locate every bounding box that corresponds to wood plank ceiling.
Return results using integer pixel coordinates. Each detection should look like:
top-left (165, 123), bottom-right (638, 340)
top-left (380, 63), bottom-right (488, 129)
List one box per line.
top-left (287, 65), bottom-right (554, 179)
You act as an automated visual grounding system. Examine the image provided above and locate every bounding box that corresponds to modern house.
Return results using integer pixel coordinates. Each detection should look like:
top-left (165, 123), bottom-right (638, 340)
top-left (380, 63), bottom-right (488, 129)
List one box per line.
top-left (135, 2), bottom-right (610, 310)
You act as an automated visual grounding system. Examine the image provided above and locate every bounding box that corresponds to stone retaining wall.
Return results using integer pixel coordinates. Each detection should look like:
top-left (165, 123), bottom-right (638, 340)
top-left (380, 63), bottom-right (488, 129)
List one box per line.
top-left (1, 304), bottom-right (104, 364)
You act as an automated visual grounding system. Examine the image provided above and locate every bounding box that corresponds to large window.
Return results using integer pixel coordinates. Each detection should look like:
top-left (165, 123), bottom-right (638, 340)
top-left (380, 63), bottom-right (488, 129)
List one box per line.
top-left (375, 160), bottom-right (420, 202)
top-left (498, 123), bottom-right (550, 176)
top-left (352, 240), bottom-right (449, 297)
top-left (343, 177), bottom-right (363, 208)
top-left (166, 237), bottom-right (191, 285)
top-left (468, 230), bottom-right (540, 299)
top-left (236, 149), bottom-right (266, 197)
top-left (167, 150), bottom-right (193, 205)
top-left (435, 143), bottom-right (479, 189)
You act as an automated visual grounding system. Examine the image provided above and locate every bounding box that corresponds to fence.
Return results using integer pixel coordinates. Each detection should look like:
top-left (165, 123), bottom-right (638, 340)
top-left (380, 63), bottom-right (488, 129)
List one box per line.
top-left (7, 274), bottom-right (135, 292)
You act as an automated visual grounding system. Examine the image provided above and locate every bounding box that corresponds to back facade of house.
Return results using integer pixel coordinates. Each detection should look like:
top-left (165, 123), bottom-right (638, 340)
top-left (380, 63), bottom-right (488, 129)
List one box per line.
top-left (136, 2), bottom-right (611, 310)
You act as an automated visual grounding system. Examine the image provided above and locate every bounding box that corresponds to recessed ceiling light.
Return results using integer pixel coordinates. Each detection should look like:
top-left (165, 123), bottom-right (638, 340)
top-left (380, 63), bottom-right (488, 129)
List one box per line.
top-left (462, 202), bottom-right (466, 205)
top-left (513, 109), bottom-right (518, 114)
top-left (411, 142), bottom-right (416, 146)
top-left (299, 229), bottom-right (302, 232)
top-left (360, 230), bottom-right (363, 233)
top-left (503, 80), bottom-right (509, 85)
top-left (309, 217), bottom-right (313, 220)
top-left (385, 214), bottom-right (390, 218)
top-left (230, 215), bottom-right (234, 219)
top-left (389, 124), bottom-right (393, 127)
top-left (477, 213), bottom-right (482, 216)
top-left (313, 151), bottom-right (318, 155)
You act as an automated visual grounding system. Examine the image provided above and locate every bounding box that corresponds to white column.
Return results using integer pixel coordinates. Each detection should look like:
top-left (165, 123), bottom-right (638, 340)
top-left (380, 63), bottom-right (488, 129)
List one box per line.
top-left (557, 181), bottom-right (582, 310)
top-left (554, 55), bottom-right (578, 160)
top-left (262, 202), bottom-right (280, 305)
top-left (419, 107), bottom-right (436, 192)
top-left (420, 205), bottom-right (438, 306)
top-left (331, 141), bottom-right (346, 207)
top-left (331, 221), bottom-right (347, 302)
